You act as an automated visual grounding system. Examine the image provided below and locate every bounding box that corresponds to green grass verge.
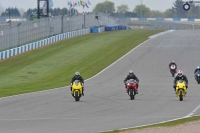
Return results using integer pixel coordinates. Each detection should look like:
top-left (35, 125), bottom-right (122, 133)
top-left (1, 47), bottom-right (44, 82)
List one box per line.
top-left (0, 30), bottom-right (162, 97)
top-left (101, 115), bottom-right (200, 133)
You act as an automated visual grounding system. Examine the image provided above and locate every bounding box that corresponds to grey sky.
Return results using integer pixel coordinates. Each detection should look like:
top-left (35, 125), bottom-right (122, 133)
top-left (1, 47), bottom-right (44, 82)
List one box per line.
top-left (0, 0), bottom-right (177, 12)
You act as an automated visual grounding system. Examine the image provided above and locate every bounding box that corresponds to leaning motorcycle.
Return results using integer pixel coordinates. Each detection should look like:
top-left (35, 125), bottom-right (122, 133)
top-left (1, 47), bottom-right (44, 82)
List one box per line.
top-left (71, 80), bottom-right (83, 101)
top-left (170, 64), bottom-right (177, 77)
top-left (195, 72), bottom-right (200, 84)
top-left (175, 80), bottom-right (187, 101)
top-left (125, 79), bottom-right (138, 100)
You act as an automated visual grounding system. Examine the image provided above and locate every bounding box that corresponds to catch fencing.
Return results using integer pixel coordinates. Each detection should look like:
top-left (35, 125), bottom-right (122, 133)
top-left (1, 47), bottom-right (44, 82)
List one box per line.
top-left (0, 12), bottom-right (116, 51)
top-left (117, 18), bottom-right (200, 30)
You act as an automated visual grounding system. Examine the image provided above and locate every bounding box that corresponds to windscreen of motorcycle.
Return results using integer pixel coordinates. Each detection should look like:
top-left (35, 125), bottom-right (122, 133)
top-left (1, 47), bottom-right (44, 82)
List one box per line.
top-left (128, 79), bottom-right (135, 83)
top-left (171, 65), bottom-right (175, 69)
top-left (74, 80), bottom-right (80, 86)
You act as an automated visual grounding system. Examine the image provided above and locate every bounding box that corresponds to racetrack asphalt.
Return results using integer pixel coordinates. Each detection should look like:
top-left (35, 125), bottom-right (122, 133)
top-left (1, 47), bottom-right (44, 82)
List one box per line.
top-left (0, 30), bottom-right (200, 133)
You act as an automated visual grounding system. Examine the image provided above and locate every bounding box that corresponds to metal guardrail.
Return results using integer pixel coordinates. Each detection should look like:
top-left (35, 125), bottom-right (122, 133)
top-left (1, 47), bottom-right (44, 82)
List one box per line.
top-left (0, 12), bottom-right (116, 51)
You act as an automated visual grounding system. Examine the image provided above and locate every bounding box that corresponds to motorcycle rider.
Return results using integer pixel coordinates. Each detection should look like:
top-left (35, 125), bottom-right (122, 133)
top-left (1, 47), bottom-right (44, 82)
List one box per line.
top-left (70, 72), bottom-right (84, 96)
top-left (169, 61), bottom-right (177, 69)
top-left (173, 70), bottom-right (188, 91)
top-left (194, 66), bottom-right (200, 75)
top-left (194, 66), bottom-right (200, 80)
top-left (124, 70), bottom-right (139, 94)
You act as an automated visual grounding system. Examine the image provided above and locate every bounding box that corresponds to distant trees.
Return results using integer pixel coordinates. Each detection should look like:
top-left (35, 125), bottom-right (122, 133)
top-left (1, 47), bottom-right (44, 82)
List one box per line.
top-left (1, 7), bottom-right (21, 17)
top-left (164, 9), bottom-right (174, 18)
top-left (116, 4), bottom-right (129, 13)
top-left (2, 0), bottom-right (200, 19)
top-left (23, 8), bottom-right (71, 19)
top-left (150, 10), bottom-right (164, 18)
top-left (171, 0), bottom-right (187, 17)
top-left (93, 1), bottom-right (115, 14)
top-left (134, 4), bottom-right (151, 18)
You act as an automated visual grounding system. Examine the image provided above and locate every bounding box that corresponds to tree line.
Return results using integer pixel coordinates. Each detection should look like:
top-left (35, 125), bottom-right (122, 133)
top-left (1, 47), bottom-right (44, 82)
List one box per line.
top-left (1, 0), bottom-right (200, 19)
top-left (93, 0), bottom-right (200, 18)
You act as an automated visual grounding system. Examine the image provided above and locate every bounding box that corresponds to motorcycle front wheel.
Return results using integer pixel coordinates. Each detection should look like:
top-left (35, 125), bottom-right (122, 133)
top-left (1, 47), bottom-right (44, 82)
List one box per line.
top-left (179, 91), bottom-right (183, 101)
top-left (130, 89), bottom-right (135, 100)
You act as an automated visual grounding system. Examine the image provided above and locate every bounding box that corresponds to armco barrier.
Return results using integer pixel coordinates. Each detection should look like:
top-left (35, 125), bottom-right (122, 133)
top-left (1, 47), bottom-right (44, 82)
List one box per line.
top-left (188, 18), bottom-right (194, 21)
top-left (173, 18), bottom-right (181, 21)
top-left (13, 48), bottom-right (18, 56)
top-left (0, 28), bottom-right (97, 61)
top-left (10, 49), bottom-right (14, 57)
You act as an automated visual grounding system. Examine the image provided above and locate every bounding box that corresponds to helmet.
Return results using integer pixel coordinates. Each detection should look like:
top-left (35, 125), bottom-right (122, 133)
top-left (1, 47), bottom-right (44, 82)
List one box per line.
top-left (75, 72), bottom-right (80, 78)
top-left (197, 66), bottom-right (200, 69)
top-left (177, 70), bottom-right (183, 77)
top-left (129, 70), bottom-right (134, 76)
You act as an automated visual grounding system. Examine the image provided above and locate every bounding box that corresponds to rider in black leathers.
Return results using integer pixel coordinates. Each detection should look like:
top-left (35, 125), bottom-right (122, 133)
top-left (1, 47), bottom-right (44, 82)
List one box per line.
top-left (124, 70), bottom-right (139, 94)
top-left (169, 61), bottom-right (177, 69)
top-left (194, 66), bottom-right (200, 81)
top-left (173, 70), bottom-right (188, 91)
top-left (194, 66), bottom-right (200, 75)
top-left (70, 72), bottom-right (84, 96)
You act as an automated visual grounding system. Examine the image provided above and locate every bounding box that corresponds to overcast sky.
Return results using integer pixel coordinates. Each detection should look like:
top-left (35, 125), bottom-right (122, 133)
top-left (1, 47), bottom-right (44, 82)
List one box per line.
top-left (0, 0), bottom-right (178, 12)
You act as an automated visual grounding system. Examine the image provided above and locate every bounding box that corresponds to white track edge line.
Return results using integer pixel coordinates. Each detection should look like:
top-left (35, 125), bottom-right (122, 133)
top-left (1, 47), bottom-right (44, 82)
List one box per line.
top-left (98, 115), bottom-right (200, 133)
top-left (184, 103), bottom-right (200, 118)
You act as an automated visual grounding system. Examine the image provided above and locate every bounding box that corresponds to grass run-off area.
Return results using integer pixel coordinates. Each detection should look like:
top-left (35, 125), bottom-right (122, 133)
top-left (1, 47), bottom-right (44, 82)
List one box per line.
top-left (0, 30), bottom-right (162, 98)
top-left (101, 115), bottom-right (200, 133)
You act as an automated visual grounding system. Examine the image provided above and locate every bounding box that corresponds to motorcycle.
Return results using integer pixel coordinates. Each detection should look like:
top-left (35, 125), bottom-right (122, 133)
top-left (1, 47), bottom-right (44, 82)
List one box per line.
top-left (71, 80), bottom-right (83, 101)
top-left (175, 80), bottom-right (187, 101)
top-left (170, 64), bottom-right (177, 77)
top-left (195, 72), bottom-right (200, 84)
top-left (125, 79), bottom-right (138, 100)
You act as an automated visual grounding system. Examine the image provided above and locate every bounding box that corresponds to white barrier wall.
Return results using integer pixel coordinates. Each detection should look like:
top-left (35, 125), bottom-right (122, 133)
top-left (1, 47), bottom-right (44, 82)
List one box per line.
top-left (0, 28), bottom-right (97, 61)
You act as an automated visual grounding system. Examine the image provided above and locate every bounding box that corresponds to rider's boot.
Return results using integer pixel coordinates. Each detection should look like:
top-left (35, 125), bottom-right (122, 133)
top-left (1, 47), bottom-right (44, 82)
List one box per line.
top-left (70, 87), bottom-right (72, 94)
top-left (136, 84), bottom-right (139, 94)
top-left (136, 88), bottom-right (138, 94)
top-left (82, 88), bottom-right (84, 96)
top-left (126, 88), bottom-right (129, 93)
top-left (173, 84), bottom-right (176, 91)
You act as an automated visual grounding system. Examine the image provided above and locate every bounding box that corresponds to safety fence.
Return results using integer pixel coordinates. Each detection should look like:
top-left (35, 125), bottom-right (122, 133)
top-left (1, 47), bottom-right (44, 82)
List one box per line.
top-left (117, 18), bottom-right (200, 30)
top-left (0, 26), bottom-right (106, 61)
top-left (0, 28), bottom-right (90, 60)
top-left (0, 12), bottom-right (116, 51)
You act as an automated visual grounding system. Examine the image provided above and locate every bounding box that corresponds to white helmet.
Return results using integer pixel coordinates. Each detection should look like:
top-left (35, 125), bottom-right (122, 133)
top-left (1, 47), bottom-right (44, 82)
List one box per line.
top-left (75, 72), bottom-right (80, 78)
top-left (177, 70), bottom-right (183, 77)
top-left (129, 70), bottom-right (134, 76)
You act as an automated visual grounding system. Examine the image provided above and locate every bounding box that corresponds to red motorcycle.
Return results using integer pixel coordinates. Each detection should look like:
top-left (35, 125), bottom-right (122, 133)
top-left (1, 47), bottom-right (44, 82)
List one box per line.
top-left (125, 79), bottom-right (138, 100)
top-left (169, 64), bottom-right (177, 77)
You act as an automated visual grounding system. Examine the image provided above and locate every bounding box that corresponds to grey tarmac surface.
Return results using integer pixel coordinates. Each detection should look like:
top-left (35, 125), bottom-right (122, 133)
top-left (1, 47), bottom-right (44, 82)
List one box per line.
top-left (0, 30), bottom-right (200, 133)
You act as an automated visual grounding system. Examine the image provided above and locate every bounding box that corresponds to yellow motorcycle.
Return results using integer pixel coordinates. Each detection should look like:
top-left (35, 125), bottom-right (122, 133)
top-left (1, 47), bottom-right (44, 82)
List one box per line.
top-left (175, 80), bottom-right (187, 101)
top-left (71, 80), bottom-right (83, 101)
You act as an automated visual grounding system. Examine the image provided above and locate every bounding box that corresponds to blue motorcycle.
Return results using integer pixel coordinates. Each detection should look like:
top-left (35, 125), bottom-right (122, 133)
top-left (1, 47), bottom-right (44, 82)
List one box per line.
top-left (195, 72), bottom-right (200, 84)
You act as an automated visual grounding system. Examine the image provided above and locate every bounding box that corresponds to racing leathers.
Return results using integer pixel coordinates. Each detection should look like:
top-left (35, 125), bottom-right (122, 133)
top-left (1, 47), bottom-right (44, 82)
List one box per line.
top-left (70, 75), bottom-right (84, 95)
top-left (194, 68), bottom-right (200, 75)
top-left (124, 74), bottom-right (139, 94)
top-left (173, 75), bottom-right (188, 90)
